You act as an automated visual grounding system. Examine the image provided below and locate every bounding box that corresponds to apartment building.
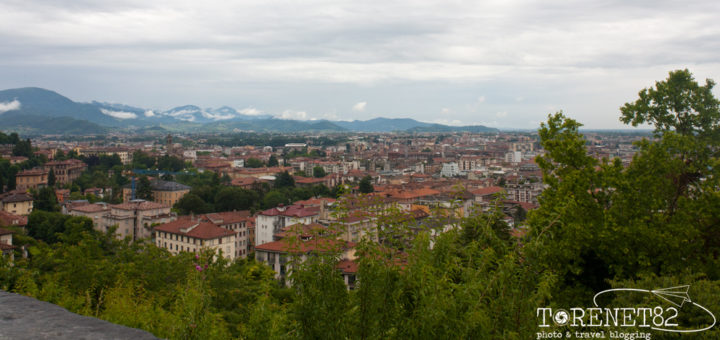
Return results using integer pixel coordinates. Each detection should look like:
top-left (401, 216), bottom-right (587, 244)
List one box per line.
top-left (44, 159), bottom-right (87, 185)
top-left (255, 204), bottom-right (321, 247)
top-left (154, 217), bottom-right (237, 260)
top-left (15, 168), bottom-right (48, 191)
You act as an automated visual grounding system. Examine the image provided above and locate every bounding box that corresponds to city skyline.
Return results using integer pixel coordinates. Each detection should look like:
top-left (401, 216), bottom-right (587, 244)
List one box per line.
top-left (1, 1), bottom-right (719, 129)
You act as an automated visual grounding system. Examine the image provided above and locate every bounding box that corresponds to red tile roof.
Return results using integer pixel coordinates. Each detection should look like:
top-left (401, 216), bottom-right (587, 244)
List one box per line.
top-left (70, 203), bottom-right (109, 213)
top-left (154, 217), bottom-right (236, 240)
top-left (111, 200), bottom-right (168, 211)
top-left (260, 204), bottom-right (320, 218)
top-left (0, 227), bottom-right (14, 236)
top-left (0, 212), bottom-right (27, 227)
top-left (202, 211), bottom-right (251, 225)
top-left (255, 238), bottom-right (355, 253)
top-left (337, 259), bottom-right (358, 274)
top-left (471, 186), bottom-right (505, 196)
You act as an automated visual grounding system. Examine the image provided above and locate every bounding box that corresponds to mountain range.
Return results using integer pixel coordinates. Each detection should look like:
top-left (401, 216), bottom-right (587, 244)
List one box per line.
top-left (0, 87), bottom-right (498, 135)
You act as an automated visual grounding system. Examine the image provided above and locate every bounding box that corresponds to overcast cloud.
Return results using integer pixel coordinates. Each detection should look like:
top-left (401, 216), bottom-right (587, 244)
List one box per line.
top-left (1, 0), bottom-right (718, 128)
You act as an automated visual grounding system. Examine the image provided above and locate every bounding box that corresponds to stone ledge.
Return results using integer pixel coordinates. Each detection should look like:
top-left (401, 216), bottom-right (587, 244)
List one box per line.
top-left (0, 290), bottom-right (157, 340)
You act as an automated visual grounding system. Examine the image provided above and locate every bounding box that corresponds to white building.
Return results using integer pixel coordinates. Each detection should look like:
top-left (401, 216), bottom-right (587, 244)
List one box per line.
top-left (255, 204), bottom-right (321, 247)
top-left (440, 162), bottom-right (460, 177)
top-left (155, 217), bottom-right (237, 260)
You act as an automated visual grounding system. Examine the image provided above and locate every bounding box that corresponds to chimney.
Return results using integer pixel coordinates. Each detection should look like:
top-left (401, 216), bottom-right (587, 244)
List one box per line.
top-left (190, 211), bottom-right (195, 221)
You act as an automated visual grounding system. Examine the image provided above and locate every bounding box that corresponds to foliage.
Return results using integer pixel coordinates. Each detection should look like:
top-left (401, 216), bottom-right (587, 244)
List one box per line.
top-left (312, 166), bottom-right (326, 178)
top-left (275, 171), bottom-right (295, 189)
top-left (358, 175), bottom-right (374, 193)
top-left (245, 158), bottom-right (264, 168)
top-left (136, 176), bottom-right (153, 200)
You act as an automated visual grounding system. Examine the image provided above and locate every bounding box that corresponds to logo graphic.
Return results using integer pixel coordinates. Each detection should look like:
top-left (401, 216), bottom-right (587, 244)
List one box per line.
top-left (593, 285), bottom-right (716, 333)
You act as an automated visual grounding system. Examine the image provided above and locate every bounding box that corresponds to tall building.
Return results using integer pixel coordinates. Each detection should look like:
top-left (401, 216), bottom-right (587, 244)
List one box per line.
top-left (44, 159), bottom-right (87, 185)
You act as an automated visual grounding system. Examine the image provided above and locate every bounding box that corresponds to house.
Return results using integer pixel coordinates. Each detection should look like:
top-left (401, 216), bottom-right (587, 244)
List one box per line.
top-left (255, 204), bottom-right (321, 247)
top-left (0, 190), bottom-right (34, 216)
top-left (255, 237), bottom-right (356, 281)
top-left (15, 168), bottom-right (48, 191)
top-left (0, 227), bottom-right (15, 258)
top-left (201, 211), bottom-right (253, 258)
top-left (68, 200), bottom-right (175, 240)
top-left (122, 179), bottom-right (190, 206)
top-left (44, 159), bottom-right (87, 185)
top-left (154, 216), bottom-right (237, 260)
top-left (0, 211), bottom-right (27, 229)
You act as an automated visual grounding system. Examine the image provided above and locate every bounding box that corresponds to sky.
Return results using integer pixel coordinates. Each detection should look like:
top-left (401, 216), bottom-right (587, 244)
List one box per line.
top-left (1, 0), bottom-right (719, 129)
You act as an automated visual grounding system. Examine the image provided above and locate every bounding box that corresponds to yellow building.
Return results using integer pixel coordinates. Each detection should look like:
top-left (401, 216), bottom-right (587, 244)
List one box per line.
top-left (122, 179), bottom-right (190, 206)
top-left (154, 216), bottom-right (237, 260)
top-left (15, 168), bottom-right (48, 191)
top-left (0, 191), bottom-right (34, 216)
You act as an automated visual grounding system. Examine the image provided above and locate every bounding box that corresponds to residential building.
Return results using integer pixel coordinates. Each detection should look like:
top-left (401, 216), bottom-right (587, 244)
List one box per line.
top-left (122, 179), bottom-right (190, 206)
top-left (440, 162), bottom-right (460, 177)
top-left (0, 211), bottom-right (27, 229)
top-left (0, 190), bottom-right (33, 216)
top-left (44, 159), bottom-right (87, 185)
top-left (0, 227), bottom-right (14, 258)
top-left (105, 200), bottom-right (175, 240)
top-left (15, 168), bottom-right (48, 191)
top-left (154, 217), bottom-right (237, 260)
top-left (255, 237), bottom-right (356, 281)
top-left (255, 204), bottom-right (321, 247)
top-left (76, 147), bottom-right (132, 165)
top-left (201, 211), bottom-right (253, 258)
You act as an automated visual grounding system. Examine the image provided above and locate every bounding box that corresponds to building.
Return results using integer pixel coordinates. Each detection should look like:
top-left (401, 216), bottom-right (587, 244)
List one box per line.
top-left (255, 237), bottom-right (356, 281)
top-left (154, 217), bottom-right (237, 260)
top-left (0, 227), bottom-right (15, 258)
top-left (122, 179), bottom-right (190, 206)
top-left (15, 168), bottom-right (48, 191)
top-left (105, 200), bottom-right (175, 240)
top-left (76, 147), bottom-right (133, 165)
top-left (201, 211), bottom-right (253, 258)
top-left (440, 162), bottom-right (460, 177)
top-left (44, 159), bottom-right (87, 185)
top-left (255, 204), bottom-right (321, 247)
top-left (0, 211), bottom-right (27, 229)
top-left (68, 200), bottom-right (175, 240)
top-left (0, 190), bottom-right (33, 216)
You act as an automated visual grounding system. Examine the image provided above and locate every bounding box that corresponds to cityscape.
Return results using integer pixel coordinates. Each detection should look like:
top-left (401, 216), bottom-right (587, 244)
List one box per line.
top-left (1, 1), bottom-right (719, 339)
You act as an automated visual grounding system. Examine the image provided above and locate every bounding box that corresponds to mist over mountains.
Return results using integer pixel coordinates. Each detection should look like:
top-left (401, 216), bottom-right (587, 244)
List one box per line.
top-left (0, 87), bottom-right (498, 135)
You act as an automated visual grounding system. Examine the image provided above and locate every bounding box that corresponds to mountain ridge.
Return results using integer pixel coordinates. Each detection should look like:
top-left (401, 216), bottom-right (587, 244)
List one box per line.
top-left (0, 87), bottom-right (498, 134)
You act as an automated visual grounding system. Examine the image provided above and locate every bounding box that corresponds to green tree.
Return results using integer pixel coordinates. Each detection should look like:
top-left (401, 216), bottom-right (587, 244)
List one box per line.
top-left (34, 187), bottom-right (60, 212)
top-left (47, 169), bottom-right (56, 187)
top-left (262, 191), bottom-right (287, 209)
top-left (136, 176), bottom-right (153, 200)
top-left (214, 187), bottom-right (258, 212)
top-left (274, 171), bottom-right (295, 189)
top-left (12, 139), bottom-right (32, 157)
top-left (245, 158), bottom-right (264, 168)
top-left (267, 155), bottom-right (279, 167)
top-left (312, 166), bottom-right (326, 178)
top-left (358, 175), bottom-right (373, 193)
top-left (174, 193), bottom-right (210, 214)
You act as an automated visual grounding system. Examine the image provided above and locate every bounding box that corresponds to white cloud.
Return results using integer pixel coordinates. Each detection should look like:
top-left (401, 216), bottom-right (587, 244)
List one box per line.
top-left (441, 108), bottom-right (451, 115)
top-left (433, 118), bottom-right (463, 126)
top-left (279, 110), bottom-right (307, 120)
top-left (100, 108), bottom-right (137, 119)
top-left (477, 96), bottom-right (485, 104)
top-left (0, 99), bottom-right (21, 113)
top-left (144, 110), bottom-right (155, 117)
top-left (352, 102), bottom-right (367, 112)
top-left (240, 107), bottom-right (263, 116)
top-left (496, 111), bottom-right (507, 118)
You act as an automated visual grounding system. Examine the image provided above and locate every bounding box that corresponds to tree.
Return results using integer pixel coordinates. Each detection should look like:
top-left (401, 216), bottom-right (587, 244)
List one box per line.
top-left (174, 193), bottom-right (210, 214)
top-left (267, 155), bottom-right (279, 167)
top-left (262, 191), bottom-right (286, 209)
top-left (12, 139), bottom-right (32, 157)
top-left (312, 166), bottom-right (326, 178)
top-left (274, 171), bottom-right (295, 189)
top-left (34, 187), bottom-right (59, 212)
top-left (358, 175), bottom-right (373, 193)
top-left (621, 69), bottom-right (720, 139)
top-left (245, 158), bottom-right (264, 168)
top-left (48, 169), bottom-right (56, 187)
top-left (214, 187), bottom-right (258, 212)
top-left (136, 176), bottom-right (153, 200)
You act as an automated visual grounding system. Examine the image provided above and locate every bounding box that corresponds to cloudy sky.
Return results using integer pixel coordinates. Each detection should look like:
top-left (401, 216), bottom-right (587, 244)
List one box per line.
top-left (1, 0), bottom-right (719, 129)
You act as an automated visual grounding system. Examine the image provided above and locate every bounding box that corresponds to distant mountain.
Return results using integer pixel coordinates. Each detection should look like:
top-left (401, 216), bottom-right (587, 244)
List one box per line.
top-left (201, 119), bottom-right (346, 133)
top-left (0, 87), bottom-right (497, 134)
top-left (0, 112), bottom-right (107, 135)
top-left (335, 117), bottom-right (498, 133)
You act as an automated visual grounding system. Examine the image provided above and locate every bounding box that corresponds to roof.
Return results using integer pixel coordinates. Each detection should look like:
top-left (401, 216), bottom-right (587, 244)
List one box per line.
top-left (294, 197), bottom-right (336, 206)
top-left (0, 227), bottom-right (14, 236)
top-left (155, 217), bottom-right (236, 240)
top-left (336, 259), bottom-right (358, 274)
top-left (70, 203), bottom-right (109, 213)
top-left (274, 223), bottom-right (329, 239)
top-left (16, 168), bottom-right (47, 176)
top-left (255, 237), bottom-right (355, 254)
top-left (260, 204), bottom-right (320, 218)
top-left (0, 191), bottom-right (33, 203)
top-left (0, 211), bottom-right (27, 227)
top-left (471, 186), bottom-right (505, 196)
top-left (202, 211), bottom-right (251, 225)
top-left (110, 200), bottom-right (168, 211)
top-left (151, 180), bottom-right (190, 192)
top-left (45, 159), bottom-right (86, 167)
